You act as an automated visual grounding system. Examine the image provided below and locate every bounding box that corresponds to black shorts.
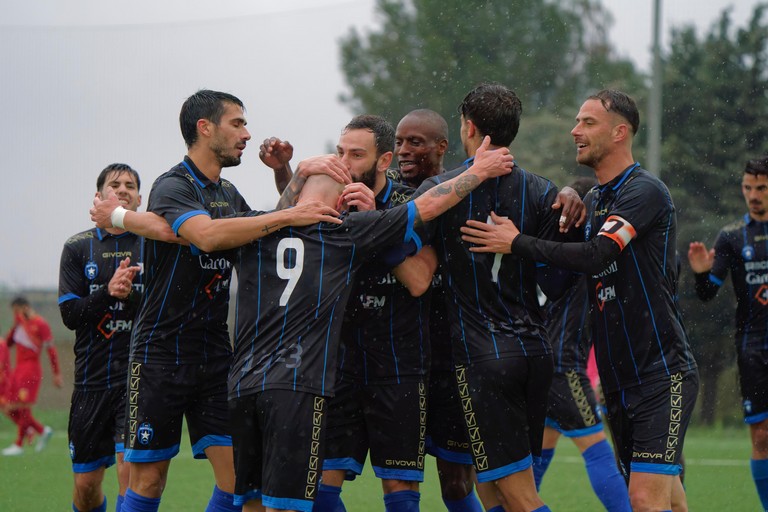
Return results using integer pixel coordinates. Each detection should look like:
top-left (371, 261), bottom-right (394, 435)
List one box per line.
top-left (455, 355), bottom-right (553, 483)
top-left (229, 390), bottom-right (325, 512)
top-left (426, 369), bottom-right (473, 465)
top-left (323, 378), bottom-right (426, 482)
top-left (69, 386), bottom-right (126, 473)
top-left (545, 369), bottom-right (603, 437)
top-left (604, 369), bottom-right (698, 477)
top-left (737, 347), bottom-right (768, 424)
top-left (124, 358), bottom-right (232, 463)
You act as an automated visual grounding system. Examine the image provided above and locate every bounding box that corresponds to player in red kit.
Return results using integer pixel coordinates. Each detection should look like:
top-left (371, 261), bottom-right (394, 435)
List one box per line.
top-left (2, 296), bottom-right (62, 455)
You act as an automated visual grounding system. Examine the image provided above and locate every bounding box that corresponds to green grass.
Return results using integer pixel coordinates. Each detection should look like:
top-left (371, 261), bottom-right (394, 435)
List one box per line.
top-left (0, 409), bottom-right (760, 511)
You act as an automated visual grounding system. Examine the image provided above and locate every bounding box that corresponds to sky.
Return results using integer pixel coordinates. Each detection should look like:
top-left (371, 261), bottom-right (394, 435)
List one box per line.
top-left (0, 0), bottom-right (761, 290)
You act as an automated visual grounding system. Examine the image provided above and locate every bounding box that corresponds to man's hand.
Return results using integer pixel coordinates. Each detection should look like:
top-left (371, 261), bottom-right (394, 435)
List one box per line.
top-left (296, 155), bottom-right (353, 185)
top-left (688, 242), bottom-right (714, 274)
top-left (90, 187), bottom-right (120, 228)
top-left (53, 374), bottom-right (63, 388)
top-left (107, 257), bottom-right (142, 299)
top-left (259, 137), bottom-right (294, 170)
top-left (460, 211), bottom-right (519, 253)
top-left (339, 183), bottom-right (376, 212)
top-left (468, 136), bottom-right (514, 180)
top-left (551, 186), bottom-right (586, 233)
top-left (288, 201), bottom-right (343, 226)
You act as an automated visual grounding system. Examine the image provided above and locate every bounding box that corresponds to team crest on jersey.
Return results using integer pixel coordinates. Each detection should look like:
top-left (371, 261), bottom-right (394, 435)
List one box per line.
top-left (743, 245), bottom-right (756, 261)
top-left (137, 423), bottom-right (154, 445)
top-left (84, 261), bottom-right (99, 280)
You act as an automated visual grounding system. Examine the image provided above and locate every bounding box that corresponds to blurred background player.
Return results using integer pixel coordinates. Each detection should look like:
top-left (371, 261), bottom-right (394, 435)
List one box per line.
top-left (59, 163), bottom-right (147, 512)
top-left (688, 155), bottom-right (768, 510)
top-left (2, 296), bottom-right (62, 455)
top-left (533, 176), bottom-right (631, 512)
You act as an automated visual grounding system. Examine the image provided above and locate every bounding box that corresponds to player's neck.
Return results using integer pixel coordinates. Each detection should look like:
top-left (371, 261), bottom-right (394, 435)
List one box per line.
top-left (186, 148), bottom-right (222, 183)
top-left (594, 153), bottom-right (636, 185)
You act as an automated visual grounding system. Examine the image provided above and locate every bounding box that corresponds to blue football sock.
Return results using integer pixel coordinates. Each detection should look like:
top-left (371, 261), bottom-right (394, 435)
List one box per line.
top-left (443, 490), bottom-right (483, 512)
top-left (313, 484), bottom-right (347, 512)
top-left (120, 490), bottom-right (160, 512)
top-left (383, 490), bottom-right (420, 512)
top-left (533, 448), bottom-right (555, 490)
top-left (205, 485), bottom-right (241, 512)
top-left (583, 439), bottom-right (631, 512)
top-left (116, 494), bottom-right (124, 512)
top-left (751, 458), bottom-right (768, 510)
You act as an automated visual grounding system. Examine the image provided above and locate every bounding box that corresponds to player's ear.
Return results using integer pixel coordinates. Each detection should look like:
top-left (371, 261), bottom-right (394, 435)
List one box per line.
top-left (137, 194), bottom-right (142, 209)
top-left (377, 151), bottom-right (393, 172)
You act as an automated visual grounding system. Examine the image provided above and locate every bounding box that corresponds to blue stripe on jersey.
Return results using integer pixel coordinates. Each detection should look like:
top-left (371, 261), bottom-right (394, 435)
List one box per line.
top-left (171, 210), bottom-right (210, 236)
top-left (556, 295), bottom-right (572, 370)
top-left (145, 245), bottom-right (183, 363)
top-left (615, 294), bottom-right (642, 384)
top-left (321, 298), bottom-right (342, 395)
top-left (662, 212), bottom-right (672, 276)
top-left (58, 293), bottom-right (80, 304)
top-left (629, 245), bottom-right (671, 376)
top-left (405, 202), bottom-right (421, 249)
top-left (316, 225), bottom-right (325, 319)
top-left (709, 273), bottom-right (724, 286)
top-left (388, 290), bottom-right (401, 383)
top-left (181, 160), bottom-right (207, 188)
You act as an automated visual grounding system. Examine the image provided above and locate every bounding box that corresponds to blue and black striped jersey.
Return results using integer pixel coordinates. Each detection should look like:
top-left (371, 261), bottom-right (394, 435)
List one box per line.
top-left (130, 157), bottom-right (251, 365)
top-left (229, 203), bottom-right (421, 399)
top-left (58, 228), bottom-right (144, 390)
top-left (546, 276), bottom-right (591, 374)
top-left (339, 178), bottom-right (430, 384)
top-left (695, 214), bottom-right (768, 352)
top-left (415, 160), bottom-right (562, 365)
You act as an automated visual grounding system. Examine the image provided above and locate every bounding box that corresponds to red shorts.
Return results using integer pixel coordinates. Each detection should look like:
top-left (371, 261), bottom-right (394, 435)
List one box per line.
top-left (5, 363), bottom-right (42, 406)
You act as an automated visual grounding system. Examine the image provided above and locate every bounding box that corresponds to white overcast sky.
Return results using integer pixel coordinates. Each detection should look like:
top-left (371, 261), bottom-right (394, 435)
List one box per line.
top-left (0, 0), bottom-right (760, 290)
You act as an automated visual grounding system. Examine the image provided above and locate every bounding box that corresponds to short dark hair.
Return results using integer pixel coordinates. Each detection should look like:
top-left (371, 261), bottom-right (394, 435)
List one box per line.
top-left (179, 89), bottom-right (245, 148)
top-left (344, 115), bottom-right (395, 157)
top-left (745, 157), bottom-right (768, 177)
top-left (589, 89), bottom-right (640, 135)
top-left (458, 83), bottom-right (523, 147)
top-left (11, 296), bottom-right (29, 308)
top-left (96, 163), bottom-right (140, 192)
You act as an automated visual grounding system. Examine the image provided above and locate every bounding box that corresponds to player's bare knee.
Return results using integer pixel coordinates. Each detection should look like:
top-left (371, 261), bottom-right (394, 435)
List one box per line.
top-left (437, 468), bottom-right (473, 500)
top-left (751, 420), bottom-right (768, 455)
top-left (381, 478), bottom-right (418, 494)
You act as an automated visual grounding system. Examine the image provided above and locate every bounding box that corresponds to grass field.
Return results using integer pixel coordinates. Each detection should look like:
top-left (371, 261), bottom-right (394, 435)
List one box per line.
top-left (0, 406), bottom-right (759, 511)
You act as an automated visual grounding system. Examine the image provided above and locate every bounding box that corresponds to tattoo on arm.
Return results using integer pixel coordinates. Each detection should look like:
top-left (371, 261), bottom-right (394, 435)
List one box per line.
top-left (276, 176), bottom-right (306, 210)
top-left (454, 175), bottom-right (480, 199)
top-left (261, 223), bottom-right (280, 234)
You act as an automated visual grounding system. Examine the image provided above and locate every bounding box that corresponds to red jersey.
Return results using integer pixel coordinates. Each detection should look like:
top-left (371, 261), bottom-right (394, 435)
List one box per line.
top-left (5, 314), bottom-right (59, 375)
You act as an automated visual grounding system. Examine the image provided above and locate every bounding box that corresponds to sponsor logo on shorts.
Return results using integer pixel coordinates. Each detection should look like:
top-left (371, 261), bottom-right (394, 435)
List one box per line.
top-left (455, 366), bottom-right (487, 471)
top-left (745, 399), bottom-right (753, 414)
top-left (69, 441), bottom-right (75, 460)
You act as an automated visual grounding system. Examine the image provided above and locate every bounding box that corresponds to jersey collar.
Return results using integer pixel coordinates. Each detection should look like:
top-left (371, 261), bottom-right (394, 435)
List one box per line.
top-left (376, 177), bottom-right (394, 207)
top-left (180, 156), bottom-right (216, 189)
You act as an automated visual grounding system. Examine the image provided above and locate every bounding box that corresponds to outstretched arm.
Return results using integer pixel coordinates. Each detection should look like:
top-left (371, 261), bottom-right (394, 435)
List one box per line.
top-left (412, 136), bottom-right (514, 224)
top-left (259, 137), bottom-right (295, 194)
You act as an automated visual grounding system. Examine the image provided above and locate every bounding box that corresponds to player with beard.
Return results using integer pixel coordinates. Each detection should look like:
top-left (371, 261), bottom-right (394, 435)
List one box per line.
top-left (259, 115), bottom-right (439, 512)
top-left (89, 90), bottom-right (344, 512)
top-left (688, 156), bottom-right (768, 511)
top-left (464, 89), bottom-right (698, 512)
top-left (228, 134), bottom-right (514, 512)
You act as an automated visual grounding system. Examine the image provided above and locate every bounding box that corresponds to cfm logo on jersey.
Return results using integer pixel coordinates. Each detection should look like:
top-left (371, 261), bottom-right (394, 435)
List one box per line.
top-left (137, 423), bottom-right (154, 445)
top-left (359, 294), bottom-right (386, 309)
top-left (84, 262), bottom-right (99, 280)
top-left (595, 281), bottom-right (616, 312)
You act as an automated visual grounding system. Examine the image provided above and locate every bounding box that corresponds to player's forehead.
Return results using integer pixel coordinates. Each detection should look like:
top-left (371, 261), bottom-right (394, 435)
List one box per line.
top-left (104, 170), bottom-right (138, 187)
top-left (743, 173), bottom-right (768, 187)
top-left (575, 99), bottom-right (610, 122)
top-left (337, 128), bottom-right (375, 153)
top-left (396, 116), bottom-right (432, 140)
top-left (220, 101), bottom-right (246, 124)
